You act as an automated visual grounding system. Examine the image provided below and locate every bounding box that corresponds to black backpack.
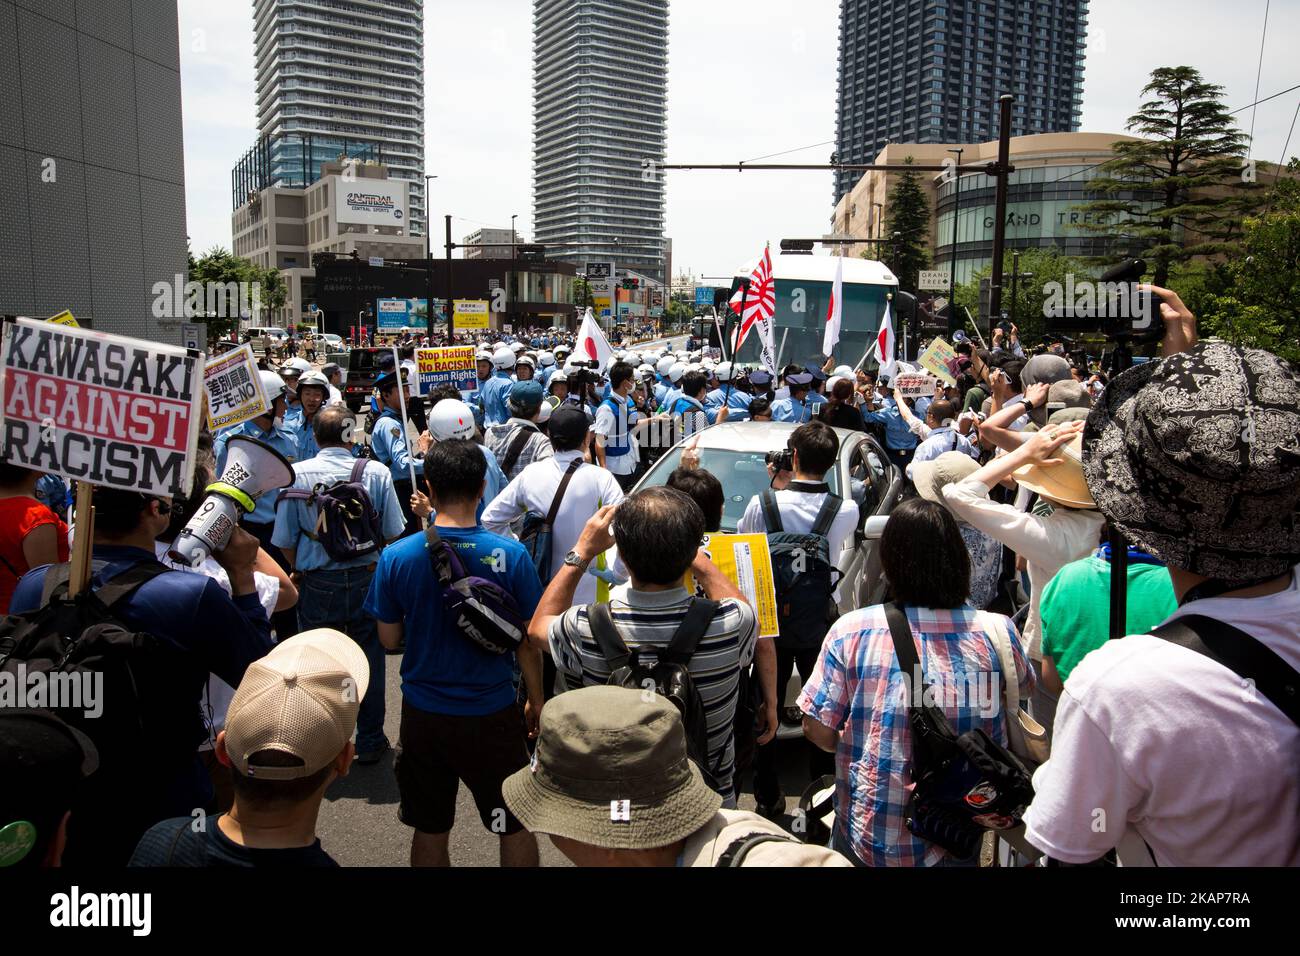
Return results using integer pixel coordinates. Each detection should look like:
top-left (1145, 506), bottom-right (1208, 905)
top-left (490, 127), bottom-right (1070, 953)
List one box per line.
top-left (884, 601), bottom-right (1034, 861)
top-left (277, 459), bottom-right (385, 563)
top-left (761, 487), bottom-right (843, 650)
top-left (425, 526), bottom-right (527, 656)
top-left (588, 598), bottom-right (723, 793)
top-left (0, 561), bottom-right (197, 864)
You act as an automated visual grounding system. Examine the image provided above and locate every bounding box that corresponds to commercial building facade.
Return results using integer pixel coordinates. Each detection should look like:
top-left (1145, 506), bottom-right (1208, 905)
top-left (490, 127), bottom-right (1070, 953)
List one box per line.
top-left (0, 0), bottom-right (188, 342)
top-left (463, 227), bottom-right (526, 259)
top-left (834, 0), bottom-right (1088, 204)
top-left (831, 132), bottom-right (1156, 287)
top-left (532, 0), bottom-right (668, 283)
top-left (250, 0), bottom-right (426, 236)
top-left (232, 159), bottom-right (426, 326)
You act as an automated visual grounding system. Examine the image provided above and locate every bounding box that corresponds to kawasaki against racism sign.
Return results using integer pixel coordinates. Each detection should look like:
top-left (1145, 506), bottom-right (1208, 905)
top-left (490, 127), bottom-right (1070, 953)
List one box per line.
top-left (0, 319), bottom-right (203, 496)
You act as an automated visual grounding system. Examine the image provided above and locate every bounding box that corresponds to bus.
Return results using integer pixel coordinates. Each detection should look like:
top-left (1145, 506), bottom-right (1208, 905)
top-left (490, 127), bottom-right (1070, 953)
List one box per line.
top-left (727, 253), bottom-right (897, 372)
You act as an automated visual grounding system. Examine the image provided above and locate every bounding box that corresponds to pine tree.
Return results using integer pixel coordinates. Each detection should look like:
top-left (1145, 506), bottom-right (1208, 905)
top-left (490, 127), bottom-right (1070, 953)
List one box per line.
top-left (1077, 66), bottom-right (1260, 286)
top-left (875, 156), bottom-right (930, 292)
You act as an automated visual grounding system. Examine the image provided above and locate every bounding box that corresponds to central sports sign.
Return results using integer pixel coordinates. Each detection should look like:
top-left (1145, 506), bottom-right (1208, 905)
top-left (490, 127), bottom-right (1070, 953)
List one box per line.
top-left (416, 346), bottom-right (476, 395)
top-left (0, 318), bottom-right (203, 496)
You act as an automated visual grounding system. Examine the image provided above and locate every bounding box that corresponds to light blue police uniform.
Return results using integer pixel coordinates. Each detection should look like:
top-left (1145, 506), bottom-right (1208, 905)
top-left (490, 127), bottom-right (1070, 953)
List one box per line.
top-left (770, 396), bottom-right (814, 424)
top-left (213, 418), bottom-right (301, 525)
top-left (369, 407), bottom-right (423, 481)
top-left (479, 372), bottom-right (514, 426)
top-left (271, 448), bottom-right (407, 571)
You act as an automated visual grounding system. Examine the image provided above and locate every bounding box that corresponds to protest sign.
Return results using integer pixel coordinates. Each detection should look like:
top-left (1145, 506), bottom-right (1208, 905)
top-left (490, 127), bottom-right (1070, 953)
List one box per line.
top-left (416, 345), bottom-right (477, 394)
top-left (204, 344), bottom-right (269, 430)
top-left (0, 318), bottom-right (203, 496)
top-left (45, 310), bottom-right (79, 327)
top-left (894, 372), bottom-right (938, 400)
top-left (683, 533), bottom-right (779, 638)
top-left (453, 300), bottom-right (490, 330)
top-left (918, 337), bottom-right (957, 385)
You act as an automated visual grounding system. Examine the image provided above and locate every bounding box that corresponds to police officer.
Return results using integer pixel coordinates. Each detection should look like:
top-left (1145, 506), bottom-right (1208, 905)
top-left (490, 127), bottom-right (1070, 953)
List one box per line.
top-left (369, 371), bottom-right (431, 536)
top-left (479, 346), bottom-right (517, 426)
top-left (705, 362), bottom-right (753, 423)
top-left (771, 371), bottom-right (816, 424)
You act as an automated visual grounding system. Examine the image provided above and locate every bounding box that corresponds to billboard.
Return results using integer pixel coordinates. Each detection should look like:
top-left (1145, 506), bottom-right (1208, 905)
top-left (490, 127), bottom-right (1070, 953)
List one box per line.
top-left (335, 178), bottom-right (408, 228)
top-left (376, 298), bottom-right (428, 330)
top-left (453, 300), bottom-right (490, 330)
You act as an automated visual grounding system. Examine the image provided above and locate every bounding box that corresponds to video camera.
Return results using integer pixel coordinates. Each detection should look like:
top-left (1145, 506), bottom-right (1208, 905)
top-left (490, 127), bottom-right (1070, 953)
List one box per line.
top-left (1043, 258), bottom-right (1166, 344)
top-left (766, 448), bottom-right (794, 474)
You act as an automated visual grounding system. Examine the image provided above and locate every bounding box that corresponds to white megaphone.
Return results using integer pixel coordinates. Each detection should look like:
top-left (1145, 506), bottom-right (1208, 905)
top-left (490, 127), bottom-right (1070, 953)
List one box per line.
top-left (168, 436), bottom-right (294, 568)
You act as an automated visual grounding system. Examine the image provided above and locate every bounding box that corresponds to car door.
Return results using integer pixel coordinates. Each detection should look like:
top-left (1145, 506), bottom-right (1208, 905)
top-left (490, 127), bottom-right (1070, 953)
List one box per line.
top-left (835, 438), bottom-right (876, 615)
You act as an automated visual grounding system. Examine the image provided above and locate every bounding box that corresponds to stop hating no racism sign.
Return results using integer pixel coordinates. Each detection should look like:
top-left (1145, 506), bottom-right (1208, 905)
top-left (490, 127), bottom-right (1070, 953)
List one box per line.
top-left (0, 318), bottom-right (203, 496)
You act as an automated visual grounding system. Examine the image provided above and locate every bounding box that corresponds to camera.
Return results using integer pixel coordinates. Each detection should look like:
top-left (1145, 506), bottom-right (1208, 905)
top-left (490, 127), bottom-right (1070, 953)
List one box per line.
top-left (766, 448), bottom-right (793, 473)
top-left (1043, 258), bottom-right (1165, 343)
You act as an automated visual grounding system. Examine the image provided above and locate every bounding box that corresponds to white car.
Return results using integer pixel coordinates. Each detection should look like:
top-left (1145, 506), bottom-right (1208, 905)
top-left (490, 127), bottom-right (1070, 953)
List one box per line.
top-left (631, 420), bottom-right (904, 737)
top-left (321, 333), bottom-right (345, 351)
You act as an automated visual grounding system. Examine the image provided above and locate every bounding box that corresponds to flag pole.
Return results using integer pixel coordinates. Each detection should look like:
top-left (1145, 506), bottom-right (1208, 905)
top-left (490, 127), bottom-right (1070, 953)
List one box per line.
top-left (724, 279), bottom-right (749, 408)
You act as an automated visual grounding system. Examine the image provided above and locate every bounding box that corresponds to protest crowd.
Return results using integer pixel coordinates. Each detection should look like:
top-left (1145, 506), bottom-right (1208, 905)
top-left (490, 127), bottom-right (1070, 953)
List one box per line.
top-left (2, 282), bottom-right (1298, 871)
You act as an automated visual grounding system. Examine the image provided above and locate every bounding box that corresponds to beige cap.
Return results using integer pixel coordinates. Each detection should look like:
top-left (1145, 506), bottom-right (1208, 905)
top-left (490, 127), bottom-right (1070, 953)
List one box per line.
top-left (224, 629), bottom-right (370, 780)
top-left (1011, 426), bottom-right (1095, 509)
top-left (912, 451), bottom-right (982, 507)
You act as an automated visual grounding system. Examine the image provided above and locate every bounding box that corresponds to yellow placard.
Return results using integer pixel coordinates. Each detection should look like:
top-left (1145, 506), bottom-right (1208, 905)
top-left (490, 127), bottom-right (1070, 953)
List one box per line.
top-left (453, 299), bottom-right (490, 330)
top-left (918, 337), bottom-right (957, 385)
top-left (683, 533), bottom-right (779, 638)
top-left (45, 310), bottom-right (79, 327)
top-left (203, 343), bottom-right (269, 430)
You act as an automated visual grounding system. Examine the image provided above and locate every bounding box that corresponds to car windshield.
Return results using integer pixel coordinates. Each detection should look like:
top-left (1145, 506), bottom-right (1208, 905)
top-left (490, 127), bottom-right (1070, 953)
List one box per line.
top-left (638, 447), bottom-right (840, 532)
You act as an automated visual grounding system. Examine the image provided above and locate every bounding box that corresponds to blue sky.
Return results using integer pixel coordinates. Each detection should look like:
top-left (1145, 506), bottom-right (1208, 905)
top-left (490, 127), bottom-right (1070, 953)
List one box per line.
top-left (178, 0), bottom-right (1300, 277)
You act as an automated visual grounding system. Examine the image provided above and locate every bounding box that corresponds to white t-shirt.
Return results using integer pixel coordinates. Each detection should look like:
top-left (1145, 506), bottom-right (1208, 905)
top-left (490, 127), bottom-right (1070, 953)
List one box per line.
top-left (1023, 566), bottom-right (1300, 866)
top-left (737, 482), bottom-right (860, 602)
top-left (480, 450), bottom-right (625, 605)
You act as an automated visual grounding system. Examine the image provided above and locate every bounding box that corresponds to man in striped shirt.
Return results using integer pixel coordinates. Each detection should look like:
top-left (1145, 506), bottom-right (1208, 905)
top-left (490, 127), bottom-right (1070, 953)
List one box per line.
top-left (527, 487), bottom-right (776, 805)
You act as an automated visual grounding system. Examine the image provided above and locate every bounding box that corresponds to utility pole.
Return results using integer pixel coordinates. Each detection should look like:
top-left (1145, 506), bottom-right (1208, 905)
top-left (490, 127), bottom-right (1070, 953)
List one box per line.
top-left (946, 147), bottom-right (964, 336)
top-left (445, 214), bottom-right (455, 344)
top-left (987, 94), bottom-right (1015, 341)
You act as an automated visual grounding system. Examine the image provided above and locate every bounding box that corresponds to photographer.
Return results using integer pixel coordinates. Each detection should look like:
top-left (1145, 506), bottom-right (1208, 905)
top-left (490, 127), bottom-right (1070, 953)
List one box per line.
top-left (737, 421), bottom-right (859, 818)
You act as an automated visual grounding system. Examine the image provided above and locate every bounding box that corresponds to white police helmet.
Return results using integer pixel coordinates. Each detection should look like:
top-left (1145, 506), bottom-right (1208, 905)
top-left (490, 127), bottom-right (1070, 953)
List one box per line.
top-left (492, 346), bottom-right (517, 369)
top-left (428, 399), bottom-right (477, 441)
top-left (538, 351), bottom-right (556, 367)
top-left (668, 362), bottom-right (687, 383)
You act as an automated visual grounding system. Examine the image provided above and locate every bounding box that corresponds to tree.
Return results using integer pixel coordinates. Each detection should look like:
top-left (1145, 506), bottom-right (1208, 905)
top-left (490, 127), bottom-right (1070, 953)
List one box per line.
top-left (874, 156), bottom-right (930, 292)
top-left (187, 246), bottom-right (287, 340)
top-left (1184, 165), bottom-right (1300, 363)
top-left (571, 277), bottom-right (593, 307)
top-left (1077, 66), bottom-right (1261, 286)
top-left (953, 248), bottom-right (1096, 346)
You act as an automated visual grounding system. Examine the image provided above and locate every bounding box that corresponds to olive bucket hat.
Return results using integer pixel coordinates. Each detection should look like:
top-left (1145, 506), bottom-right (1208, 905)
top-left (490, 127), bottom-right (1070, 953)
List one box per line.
top-left (1082, 341), bottom-right (1300, 583)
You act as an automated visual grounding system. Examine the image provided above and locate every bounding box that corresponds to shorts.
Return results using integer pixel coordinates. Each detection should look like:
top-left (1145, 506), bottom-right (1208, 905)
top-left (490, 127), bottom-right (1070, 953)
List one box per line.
top-left (395, 698), bottom-right (530, 836)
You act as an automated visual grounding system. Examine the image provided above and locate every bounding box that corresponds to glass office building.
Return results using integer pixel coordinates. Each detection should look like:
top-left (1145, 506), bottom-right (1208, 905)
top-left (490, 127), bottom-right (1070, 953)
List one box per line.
top-left (834, 0), bottom-right (1088, 204)
top-left (250, 0), bottom-right (426, 235)
top-left (532, 0), bottom-right (668, 283)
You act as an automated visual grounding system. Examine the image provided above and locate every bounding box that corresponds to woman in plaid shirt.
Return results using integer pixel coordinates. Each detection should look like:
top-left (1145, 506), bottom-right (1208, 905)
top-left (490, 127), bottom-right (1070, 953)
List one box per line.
top-left (799, 499), bottom-right (1034, 866)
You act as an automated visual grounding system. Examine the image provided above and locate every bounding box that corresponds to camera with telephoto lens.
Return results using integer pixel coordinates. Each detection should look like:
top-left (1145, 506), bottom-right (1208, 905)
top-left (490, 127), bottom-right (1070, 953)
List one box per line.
top-left (1043, 258), bottom-right (1166, 343)
top-left (765, 448), bottom-right (793, 473)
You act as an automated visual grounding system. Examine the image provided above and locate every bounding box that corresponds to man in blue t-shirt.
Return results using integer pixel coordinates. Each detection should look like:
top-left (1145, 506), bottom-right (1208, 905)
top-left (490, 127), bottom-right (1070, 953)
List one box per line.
top-left (364, 439), bottom-right (544, 867)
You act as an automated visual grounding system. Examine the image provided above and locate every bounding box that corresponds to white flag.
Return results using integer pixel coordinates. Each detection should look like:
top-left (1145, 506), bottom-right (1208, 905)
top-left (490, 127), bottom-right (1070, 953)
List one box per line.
top-left (576, 307), bottom-right (614, 369)
top-left (876, 302), bottom-right (897, 381)
top-left (823, 256), bottom-right (843, 357)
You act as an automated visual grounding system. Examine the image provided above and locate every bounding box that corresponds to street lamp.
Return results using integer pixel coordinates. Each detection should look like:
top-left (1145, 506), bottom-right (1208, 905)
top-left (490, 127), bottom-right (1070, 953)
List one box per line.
top-left (946, 147), bottom-right (964, 336)
top-left (424, 173), bottom-right (437, 340)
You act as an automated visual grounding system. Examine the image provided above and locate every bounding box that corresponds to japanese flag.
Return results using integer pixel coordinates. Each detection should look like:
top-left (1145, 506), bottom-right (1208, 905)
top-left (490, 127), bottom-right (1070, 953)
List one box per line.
top-left (876, 302), bottom-right (896, 381)
top-left (823, 255), bottom-right (843, 357)
top-left (576, 307), bottom-right (614, 369)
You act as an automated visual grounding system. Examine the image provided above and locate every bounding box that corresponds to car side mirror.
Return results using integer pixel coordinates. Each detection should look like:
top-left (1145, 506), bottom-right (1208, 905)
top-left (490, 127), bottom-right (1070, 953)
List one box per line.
top-left (862, 514), bottom-right (889, 542)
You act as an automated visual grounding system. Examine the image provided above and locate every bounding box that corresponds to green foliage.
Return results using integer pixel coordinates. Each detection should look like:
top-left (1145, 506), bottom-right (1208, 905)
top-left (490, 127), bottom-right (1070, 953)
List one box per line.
top-left (572, 277), bottom-right (593, 306)
top-left (953, 248), bottom-right (1098, 345)
top-left (1075, 66), bottom-right (1264, 286)
top-left (1188, 180), bottom-right (1300, 363)
top-left (875, 157), bottom-right (930, 292)
top-left (187, 246), bottom-right (286, 339)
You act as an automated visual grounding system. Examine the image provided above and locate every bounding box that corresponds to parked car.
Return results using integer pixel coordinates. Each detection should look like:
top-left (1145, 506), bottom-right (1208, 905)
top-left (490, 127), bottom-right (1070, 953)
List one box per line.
top-left (344, 347), bottom-right (388, 411)
top-left (631, 420), bottom-right (903, 738)
top-left (321, 333), bottom-right (345, 351)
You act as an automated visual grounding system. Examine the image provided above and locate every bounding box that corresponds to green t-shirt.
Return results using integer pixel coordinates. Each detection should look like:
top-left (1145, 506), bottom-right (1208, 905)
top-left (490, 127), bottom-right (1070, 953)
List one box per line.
top-left (1040, 555), bottom-right (1178, 682)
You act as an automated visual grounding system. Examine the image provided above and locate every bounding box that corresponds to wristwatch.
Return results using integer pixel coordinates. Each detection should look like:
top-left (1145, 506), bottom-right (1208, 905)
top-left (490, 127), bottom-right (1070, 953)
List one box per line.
top-left (563, 550), bottom-right (591, 572)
